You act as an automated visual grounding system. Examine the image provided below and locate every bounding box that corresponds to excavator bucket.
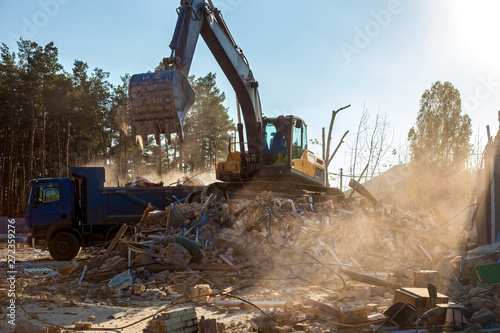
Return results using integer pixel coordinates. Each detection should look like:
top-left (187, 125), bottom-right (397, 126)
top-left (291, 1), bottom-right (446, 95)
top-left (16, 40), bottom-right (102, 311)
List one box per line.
top-left (129, 70), bottom-right (195, 144)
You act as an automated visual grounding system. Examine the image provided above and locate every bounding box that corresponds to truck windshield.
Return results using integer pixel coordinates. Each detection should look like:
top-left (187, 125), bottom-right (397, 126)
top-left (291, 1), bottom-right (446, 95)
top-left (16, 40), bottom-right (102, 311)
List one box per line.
top-left (34, 181), bottom-right (61, 204)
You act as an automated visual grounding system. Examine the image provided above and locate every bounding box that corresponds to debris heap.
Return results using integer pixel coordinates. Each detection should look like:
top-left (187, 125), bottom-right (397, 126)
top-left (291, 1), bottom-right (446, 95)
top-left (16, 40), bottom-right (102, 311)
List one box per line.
top-left (12, 191), bottom-right (500, 332)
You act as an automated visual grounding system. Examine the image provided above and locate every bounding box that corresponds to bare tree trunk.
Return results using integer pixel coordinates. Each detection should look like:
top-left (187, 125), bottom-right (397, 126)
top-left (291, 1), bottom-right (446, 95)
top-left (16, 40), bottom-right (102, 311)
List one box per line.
top-left (56, 121), bottom-right (61, 177)
top-left (173, 141), bottom-right (178, 170)
top-left (65, 113), bottom-right (71, 177)
top-left (124, 130), bottom-right (128, 180)
top-left (28, 99), bottom-right (36, 180)
top-left (0, 134), bottom-right (6, 214)
top-left (179, 143), bottom-right (184, 172)
top-left (41, 103), bottom-right (46, 177)
top-left (322, 127), bottom-right (325, 161)
top-left (165, 136), bottom-right (170, 169)
top-left (351, 104), bottom-right (368, 179)
top-left (158, 142), bottom-right (162, 178)
top-left (20, 144), bottom-right (28, 216)
top-left (370, 113), bottom-right (390, 179)
top-left (365, 114), bottom-right (378, 182)
top-left (3, 105), bottom-right (14, 215)
top-left (324, 105), bottom-right (350, 187)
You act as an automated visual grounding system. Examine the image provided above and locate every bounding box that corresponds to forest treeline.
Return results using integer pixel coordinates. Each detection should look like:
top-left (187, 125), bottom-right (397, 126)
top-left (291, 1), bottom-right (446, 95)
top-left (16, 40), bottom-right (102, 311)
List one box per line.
top-left (0, 39), bottom-right (233, 216)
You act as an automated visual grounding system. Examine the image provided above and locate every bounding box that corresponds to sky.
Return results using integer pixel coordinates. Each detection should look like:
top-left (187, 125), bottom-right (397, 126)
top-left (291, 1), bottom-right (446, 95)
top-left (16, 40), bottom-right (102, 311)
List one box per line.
top-left (1, 0), bottom-right (500, 178)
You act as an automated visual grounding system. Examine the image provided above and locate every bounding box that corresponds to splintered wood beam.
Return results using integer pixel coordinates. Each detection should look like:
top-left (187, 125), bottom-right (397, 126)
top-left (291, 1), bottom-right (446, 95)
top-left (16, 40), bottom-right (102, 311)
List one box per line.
top-left (341, 269), bottom-right (400, 290)
top-left (103, 223), bottom-right (128, 258)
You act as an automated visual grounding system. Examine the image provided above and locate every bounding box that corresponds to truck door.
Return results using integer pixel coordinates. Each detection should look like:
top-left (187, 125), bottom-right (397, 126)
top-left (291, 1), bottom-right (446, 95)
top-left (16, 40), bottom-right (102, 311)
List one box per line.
top-left (30, 181), bottom-right (67, 227)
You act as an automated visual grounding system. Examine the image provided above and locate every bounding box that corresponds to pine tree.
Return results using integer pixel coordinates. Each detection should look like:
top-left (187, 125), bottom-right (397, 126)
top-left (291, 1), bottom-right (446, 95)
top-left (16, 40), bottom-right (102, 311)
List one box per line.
top-left (183, 73), bottom-right (234, 172)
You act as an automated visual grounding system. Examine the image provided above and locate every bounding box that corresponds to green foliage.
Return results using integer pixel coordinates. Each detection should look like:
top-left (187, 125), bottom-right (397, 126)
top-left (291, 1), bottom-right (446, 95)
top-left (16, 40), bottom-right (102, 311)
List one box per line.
top-left (407, 81), bottom-right (472, 209)
top-left (181, 73), bottom-right (233, 172)
top-left (0, 39), bottom-right (234, 216)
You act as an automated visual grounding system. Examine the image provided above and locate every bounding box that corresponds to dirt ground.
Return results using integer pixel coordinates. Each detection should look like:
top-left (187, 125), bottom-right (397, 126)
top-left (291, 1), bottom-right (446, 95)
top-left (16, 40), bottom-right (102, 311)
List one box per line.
top-left (0, 243), bottom-right (349, 333)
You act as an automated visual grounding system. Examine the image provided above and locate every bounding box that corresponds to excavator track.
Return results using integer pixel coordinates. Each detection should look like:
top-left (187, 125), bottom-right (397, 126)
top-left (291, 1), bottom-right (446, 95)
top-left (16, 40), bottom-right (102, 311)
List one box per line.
top-left (193, 180), bottom-right (344, 203)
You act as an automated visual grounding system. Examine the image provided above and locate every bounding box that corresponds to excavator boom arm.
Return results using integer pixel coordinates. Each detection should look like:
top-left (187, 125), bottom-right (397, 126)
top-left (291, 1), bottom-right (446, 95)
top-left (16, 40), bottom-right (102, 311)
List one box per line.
top-left (130, 0), bottom-right (261, 158)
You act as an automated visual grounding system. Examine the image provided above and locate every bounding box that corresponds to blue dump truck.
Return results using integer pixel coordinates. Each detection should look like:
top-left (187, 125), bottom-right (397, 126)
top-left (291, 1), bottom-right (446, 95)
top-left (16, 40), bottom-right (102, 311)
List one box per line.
top-left (25, 167), bottom-right (201, 261)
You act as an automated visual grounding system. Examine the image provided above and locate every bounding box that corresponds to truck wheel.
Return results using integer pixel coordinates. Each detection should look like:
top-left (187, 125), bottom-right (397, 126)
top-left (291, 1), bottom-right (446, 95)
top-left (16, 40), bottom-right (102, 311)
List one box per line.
top-left (205, 183), bottom-right (226, 200)
top-left (105, 226), bottom-right (120, 242)
top-left (48, 232), bottom-right (80, 261)
top-left (188, 191), bottom-right (202, 203)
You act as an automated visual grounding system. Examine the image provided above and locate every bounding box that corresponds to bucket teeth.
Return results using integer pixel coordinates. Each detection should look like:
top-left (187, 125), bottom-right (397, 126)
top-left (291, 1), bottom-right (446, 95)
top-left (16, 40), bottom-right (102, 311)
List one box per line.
top-left (129, 70), bottom-right (195, 144)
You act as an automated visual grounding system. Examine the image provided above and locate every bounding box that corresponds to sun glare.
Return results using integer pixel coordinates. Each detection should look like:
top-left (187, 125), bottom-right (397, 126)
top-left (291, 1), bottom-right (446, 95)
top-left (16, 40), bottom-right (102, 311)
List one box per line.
top-left (450, 0), bottom-right (500, 68)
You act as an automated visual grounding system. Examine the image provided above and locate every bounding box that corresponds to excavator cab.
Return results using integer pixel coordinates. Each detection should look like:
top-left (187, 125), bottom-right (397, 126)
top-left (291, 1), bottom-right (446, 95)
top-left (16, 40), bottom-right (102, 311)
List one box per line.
top-left (216, 115), bottom-right (326, 187)
top-left (260, 116), bottom-right (327, 187)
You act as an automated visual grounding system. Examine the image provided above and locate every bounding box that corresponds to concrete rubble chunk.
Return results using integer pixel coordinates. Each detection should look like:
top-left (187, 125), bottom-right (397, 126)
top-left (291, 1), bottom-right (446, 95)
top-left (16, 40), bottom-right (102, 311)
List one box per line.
top-left (192, 284), bottom-right (213, 302)
top-left (74, 320), bottom-right (92, 329)
top-left (213, 228), bottom-right (247, 254)
top-left (46, 326), bottom-right (62, 333)
top-left (134, 253), bottom-right (157, 266)
top-left (143, 308), bottom-right (198, 333)
top-left (470, 296), bottom-right (496, 311)
top-left (132, 283), bottom-right (146, 295)
top-left (250, 313), bottom-right (297, 332)
top-left (435, 259), bottom-right (461, 282)
top-left (13, 320), bottom-right (47, 333)
top-left (162, 242), bottom-right (192, 265)
top-left (100, 255), bottom-right (128, 271)
top-left (413, 269), bottom-right (441, 288)
top-left (355, 287), bottom-right (371, 301)
top-left (338, 301), bottom-right (368, 323)
top-left (471, 308), bottom-right (496, 325)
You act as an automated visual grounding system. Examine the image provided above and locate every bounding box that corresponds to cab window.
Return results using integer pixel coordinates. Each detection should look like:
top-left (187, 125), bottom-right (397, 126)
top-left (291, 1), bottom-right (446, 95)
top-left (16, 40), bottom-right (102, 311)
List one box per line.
top-left (34, 181), bottom-right (61, 204)
top-left (292, 119), bottom-right (307, 159)
top-left (264, 122), bottom-right (289, 166)
top-left (265, 123), bottom-right (287, 153)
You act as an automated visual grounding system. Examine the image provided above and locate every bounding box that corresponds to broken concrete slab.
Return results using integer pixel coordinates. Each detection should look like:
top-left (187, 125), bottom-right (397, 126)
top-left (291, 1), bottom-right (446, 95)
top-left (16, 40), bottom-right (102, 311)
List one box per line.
top-left (338, 301), bottom-right (368, 323)
top-left (213, 228), bottom-right (247, 254)
top-left (471, 308), bottom-right (496, 325)
top-left (162, 242), bottom-right (192, 265)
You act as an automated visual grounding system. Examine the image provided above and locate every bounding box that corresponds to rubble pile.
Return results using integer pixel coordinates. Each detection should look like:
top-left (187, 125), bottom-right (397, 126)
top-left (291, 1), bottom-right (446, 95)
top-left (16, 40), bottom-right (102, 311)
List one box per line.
top-left (137, 192), bottom-right (464, 275)
top-left (12, 192), bottom-right (500, 331)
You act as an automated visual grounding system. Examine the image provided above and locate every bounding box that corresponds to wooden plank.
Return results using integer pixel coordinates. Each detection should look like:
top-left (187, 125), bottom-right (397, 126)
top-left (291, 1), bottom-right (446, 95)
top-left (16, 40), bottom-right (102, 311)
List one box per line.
top-left (213, 300), bottom-right (298, 308)
top-left (199, 316), bottom-right (218, 333)
top-left (304, 298), bottom-right (340, 319)
top-left (146, 263), bottom-right (239, 272)
top-left (136, 203), bottom-right (153, 233)
top-left (222, 280), bottom-right (254, 294)
top-left (164, 204), bottom-right (173, 235)
top-left (125, 244), bottom-right (163, 258)
top-left (349, 178), bottom-right (378, 206)
top-left (341, 269), bottom-right (400, 290)
top-left (103, 223), bottom-right (128, 258)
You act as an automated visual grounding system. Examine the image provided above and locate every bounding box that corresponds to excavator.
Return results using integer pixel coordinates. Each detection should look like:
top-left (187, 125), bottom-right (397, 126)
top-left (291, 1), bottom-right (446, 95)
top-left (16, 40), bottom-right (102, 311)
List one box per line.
top-left (129, 0), bottom-right (343, 201)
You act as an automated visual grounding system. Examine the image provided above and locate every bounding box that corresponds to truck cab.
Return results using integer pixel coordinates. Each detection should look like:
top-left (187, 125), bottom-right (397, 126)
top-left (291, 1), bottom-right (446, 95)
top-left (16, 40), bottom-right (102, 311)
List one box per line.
top-left (26, 177), bottom-right (77, 260)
